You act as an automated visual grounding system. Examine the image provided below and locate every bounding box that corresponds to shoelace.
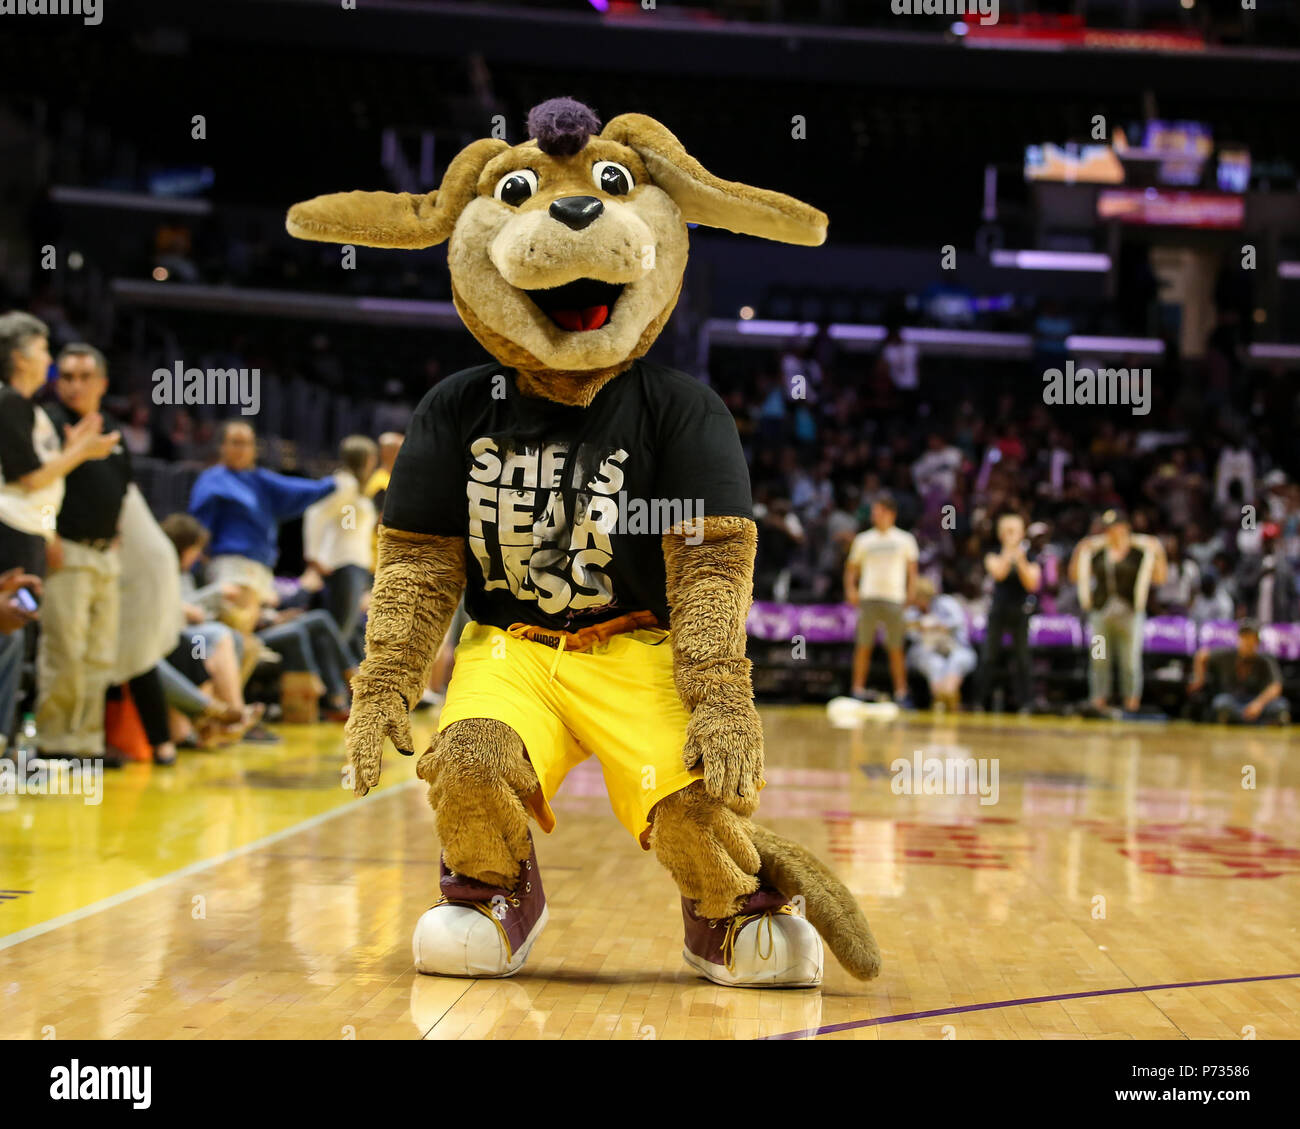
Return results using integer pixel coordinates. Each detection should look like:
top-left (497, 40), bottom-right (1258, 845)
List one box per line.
top-left (717, 904), bottom-right (795, 973)
top-left (434, 858), bottom-right (533, 959)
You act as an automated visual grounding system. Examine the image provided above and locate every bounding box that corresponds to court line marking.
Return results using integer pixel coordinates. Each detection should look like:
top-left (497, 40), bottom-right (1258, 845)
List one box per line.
top-left (0, 779), bottom-right (422, 953)
top-left (763, 971), bottom-right (1300, 1040)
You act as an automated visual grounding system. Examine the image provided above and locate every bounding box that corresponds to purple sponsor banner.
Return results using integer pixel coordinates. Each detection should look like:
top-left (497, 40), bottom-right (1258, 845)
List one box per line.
top-left (1198, 620), bottom-right (1239, 652)
top-left (746, 601), bottom-right (801, 641)
top-left (1029, 614), bottom-right (1082, 648)
top-left (797, 604), bottom-right (858, 643)
top-left (1143, 615), bottom-right (1197, 656)
top-left (745, 603), bottom-right (1300, 659)
top-left (1262, 622), bottom-right (1300, 660)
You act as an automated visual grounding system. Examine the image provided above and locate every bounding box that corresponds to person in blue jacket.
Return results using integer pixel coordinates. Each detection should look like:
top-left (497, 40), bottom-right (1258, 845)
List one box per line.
top-left (188, 421), bottom-right (337, 629)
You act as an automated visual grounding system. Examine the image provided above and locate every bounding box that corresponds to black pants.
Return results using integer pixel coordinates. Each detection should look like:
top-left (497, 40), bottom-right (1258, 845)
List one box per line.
top-left (107, 665), bottom-right (170, 749)
top-left (975, 602), bottom-right (1032, 708)
top-left (0, 520), bottom-right (46, 579)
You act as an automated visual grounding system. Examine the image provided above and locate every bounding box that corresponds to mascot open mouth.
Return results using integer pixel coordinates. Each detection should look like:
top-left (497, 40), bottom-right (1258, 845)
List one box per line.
top-left (524, 277), bottom-right (625, 332)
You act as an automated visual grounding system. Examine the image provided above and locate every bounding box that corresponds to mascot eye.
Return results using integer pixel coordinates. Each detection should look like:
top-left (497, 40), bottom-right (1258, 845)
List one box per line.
top-left (493, 169), bottom-right (539, 207)
top-left (592, 161), bottom-right (634, 196)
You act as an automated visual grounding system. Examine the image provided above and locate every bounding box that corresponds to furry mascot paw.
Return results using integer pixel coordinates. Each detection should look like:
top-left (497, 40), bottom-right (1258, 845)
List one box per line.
top-left (682, 701), bottom-right (764, 817)
top-left (343, 688), bottom-right (414, 796)
top-left (288, 97), bottom-right (882, 987)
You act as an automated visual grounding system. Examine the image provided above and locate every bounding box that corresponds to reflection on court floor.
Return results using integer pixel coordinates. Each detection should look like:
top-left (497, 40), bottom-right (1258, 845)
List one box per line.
top-left (1, 708), bottom-right (1297, 1039)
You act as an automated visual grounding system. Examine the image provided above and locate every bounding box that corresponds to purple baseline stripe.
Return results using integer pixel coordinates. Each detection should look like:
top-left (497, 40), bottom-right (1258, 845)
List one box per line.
top-left (763, 971), bottom-right (1300, 1040)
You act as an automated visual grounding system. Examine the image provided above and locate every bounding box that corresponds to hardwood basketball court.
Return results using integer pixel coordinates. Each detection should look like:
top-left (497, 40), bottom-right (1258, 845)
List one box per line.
top-left (2, 707), bottom-right (1297, 1040)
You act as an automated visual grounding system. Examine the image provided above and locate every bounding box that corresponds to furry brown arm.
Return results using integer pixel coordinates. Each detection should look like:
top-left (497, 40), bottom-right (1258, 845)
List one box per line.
top-left (662, 515), bottom-right (763, 815)
top-left (344, 526), bottom-right (466, 795)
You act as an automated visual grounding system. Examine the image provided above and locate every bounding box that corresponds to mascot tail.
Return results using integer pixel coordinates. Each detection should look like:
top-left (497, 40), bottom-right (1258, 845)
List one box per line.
top-left (748, 821), bottom-right (882, 981)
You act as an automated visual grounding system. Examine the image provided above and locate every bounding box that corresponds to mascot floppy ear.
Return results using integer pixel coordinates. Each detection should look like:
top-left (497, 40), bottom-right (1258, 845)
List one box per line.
top-left (601, 113), bottom-right (827, 247)
top-left (285, 137), bottom-right (509, 248)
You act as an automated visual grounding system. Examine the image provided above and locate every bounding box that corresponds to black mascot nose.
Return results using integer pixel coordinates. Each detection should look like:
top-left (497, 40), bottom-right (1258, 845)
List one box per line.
top-left (549, 196), bottom-right (604, 231)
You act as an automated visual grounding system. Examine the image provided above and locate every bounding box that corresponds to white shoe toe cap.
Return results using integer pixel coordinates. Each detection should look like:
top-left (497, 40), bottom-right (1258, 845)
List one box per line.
top-left (412, 905), bottom-right (510, 978)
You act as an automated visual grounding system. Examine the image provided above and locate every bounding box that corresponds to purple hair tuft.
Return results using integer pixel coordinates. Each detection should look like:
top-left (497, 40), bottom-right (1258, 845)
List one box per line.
top-left (527, 98), bottom-right (601, 157)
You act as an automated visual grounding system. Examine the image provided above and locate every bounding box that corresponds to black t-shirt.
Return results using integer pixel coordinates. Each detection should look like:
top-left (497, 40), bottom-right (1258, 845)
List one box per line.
top-left (990, 548), bottom-right (1038, 614)
top-left (0, 384), bottom-right (42, 483)
top-left (1207, 648), bottom-right (1282, 697)
top-left (383, 360), bottom-right (753, 632)
top-left (43, 403), bottom-right (133, 542)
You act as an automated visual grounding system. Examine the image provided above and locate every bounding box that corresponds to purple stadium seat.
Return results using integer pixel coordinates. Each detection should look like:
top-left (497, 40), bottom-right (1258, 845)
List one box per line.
top-left (1143, 615), bottom-right (1197, 656)
top-left (967, 613), bottom-right (987, 645)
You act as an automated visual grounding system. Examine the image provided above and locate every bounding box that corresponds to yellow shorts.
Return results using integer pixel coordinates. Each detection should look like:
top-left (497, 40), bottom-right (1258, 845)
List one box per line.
top-left (437, 620), bottom-right (702, 847)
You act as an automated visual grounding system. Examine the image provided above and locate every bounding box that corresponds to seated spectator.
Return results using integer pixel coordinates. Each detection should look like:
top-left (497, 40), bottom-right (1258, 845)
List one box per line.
top-left (1188, 619), bottom-right (1290, 725)
top-left (160, 514), bottom-right (265, 744)
top-left (258, 605), bottom-right (357, 720)
top-left (906, 577), bottom-right (975, 711)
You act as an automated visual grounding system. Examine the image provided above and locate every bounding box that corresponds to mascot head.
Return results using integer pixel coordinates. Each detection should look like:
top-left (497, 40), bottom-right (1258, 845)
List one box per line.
top-left (287, 98), bottom-right (826, 404)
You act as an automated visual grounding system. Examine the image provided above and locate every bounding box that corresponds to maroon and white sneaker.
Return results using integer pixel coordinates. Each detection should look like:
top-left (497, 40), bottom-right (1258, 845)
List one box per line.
top-left (681, 887), bottom-right (823, 988)
top-left (412, 836), bottom-right (548, 978)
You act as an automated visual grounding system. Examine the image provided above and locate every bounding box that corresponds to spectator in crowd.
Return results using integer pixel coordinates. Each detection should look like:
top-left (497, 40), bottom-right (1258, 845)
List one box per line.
top-left (35, 344), bottom-right (134, 763)
top-left (844, 493), bottom-right (918, 704)
top-left (1189, 572), bottom-right (1235, 624)
top-left (755, 491), bottom-right (805, 601)
top-left (1070, 509), bottom-right (1168, 716)
top-left (1187, 619), bottom-right (1290, 725)
top-left (258, 602), bottom-right (358, 720)
top-left (876, 322), bottom-right (919, 408)
top-left (973, 511), bottom-right (1041, 713)
top-left (1237, 524), bottom-right (1299, 624)
top-left (912, 432), bottom-right (963, 498)
top-left (160, 514), bottom-right (264, 745)
top-left (187, 421), bottom-right (337, 630)
top-left (0, 313), bottom-right (119, 745)
top-left (365, 431), bottom-right (403, 513)
top-left (365, 430), bottom-right (403, 566)
top-left (0, 312), bottom-right (119, 579)
top-left (1152, 532), bottom-right (1200, 614)
top-left (906, 577), bottom-right (975, 711)
top-left (302, 435), bottom-right (378, 658)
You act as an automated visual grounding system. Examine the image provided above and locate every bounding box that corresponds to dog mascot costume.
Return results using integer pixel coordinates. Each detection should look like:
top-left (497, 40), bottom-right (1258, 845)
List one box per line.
top-left (287, 98), bottom-right (881, 988)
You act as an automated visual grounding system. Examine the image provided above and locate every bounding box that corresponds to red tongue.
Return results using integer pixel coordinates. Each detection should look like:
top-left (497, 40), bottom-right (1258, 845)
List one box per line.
top-left (551, 305), bottom-right (609, 332)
